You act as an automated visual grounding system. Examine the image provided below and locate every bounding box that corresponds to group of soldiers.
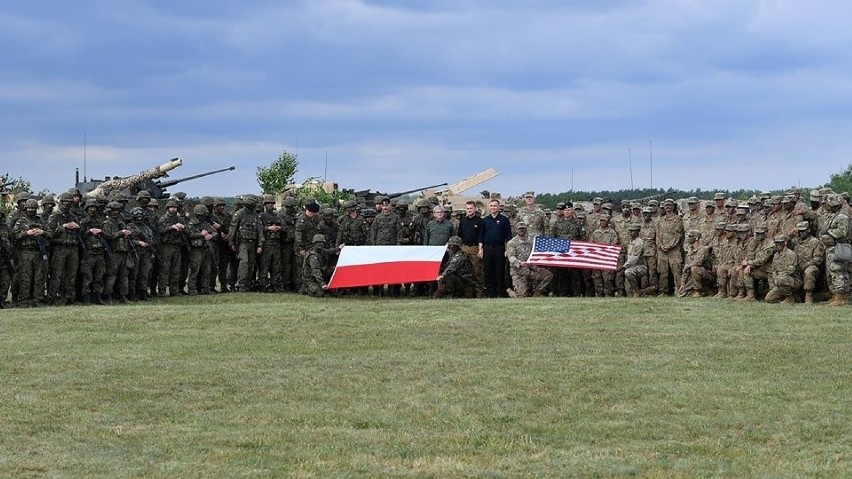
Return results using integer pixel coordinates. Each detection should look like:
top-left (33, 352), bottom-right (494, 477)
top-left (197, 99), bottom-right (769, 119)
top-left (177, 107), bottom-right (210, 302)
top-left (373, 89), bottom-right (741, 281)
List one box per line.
top-left (1, 184), bottom-right (850, 307)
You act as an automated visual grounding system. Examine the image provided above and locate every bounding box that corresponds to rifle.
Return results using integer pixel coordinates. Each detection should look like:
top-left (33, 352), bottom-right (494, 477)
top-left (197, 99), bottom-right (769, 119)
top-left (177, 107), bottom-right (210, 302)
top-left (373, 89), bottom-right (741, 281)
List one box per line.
top-left (34, 233), bottom-right (50, 293)
top-left (447, 270), bottom-right (484, 291)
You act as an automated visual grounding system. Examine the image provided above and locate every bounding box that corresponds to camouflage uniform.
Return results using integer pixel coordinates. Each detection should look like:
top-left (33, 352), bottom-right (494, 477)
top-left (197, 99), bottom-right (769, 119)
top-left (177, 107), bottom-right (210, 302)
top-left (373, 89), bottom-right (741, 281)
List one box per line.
top-left (590, 220), bottom-right (618, 296)
top-left (435, 237), bottom-right (475, 298)
top-left (742, 234), bottom-right (776, 301)
top-left (46, 198), bottom-right (80, 304)
top-left (158, 202), bottom-right (187, 296)
top-left (258, 199), bottom-right (284, 292)
top-left (611, 207), bottom-right (637, 296)
top-left (300, 235), bottom-right (336, 297)
top-left (128, 210), bottom-right (155, 300)
top-left (0, 214), bottom-right (11, 308)
top-left (517, 205), bottom-right (548, 238)
top-left (103, 204), bottom-right (132, 302)
top-left (621, 225), bottom-right (646, 297)
top-left (655, 206), bottom-right (684, 296)
top-left (79, 204), bottom-right (108, 304)
top-left (549, 207), bottom-right (583, 296)
top-left (819, 196), bottom-right (850, 300)
top-left (711, 224), bottom-right (738, 298)
top-left (764, 239), bottom-right (801, 303)
top-left (792, 222), bottom-right (825, 303)
top-left (506, 224), bottom-right (552, 297)
top-left (228, 197), bottom-right (264, 292)
top-left (278, 199), bottom-right (298, 291)
top-left (186, 206), bottom-right (215, 295)
top-left (639, 210), bottom-right (658, 293)
top-left (12, 203), bottom-right (47, 307)
top-left (680, 232), bottom-right (713, 296)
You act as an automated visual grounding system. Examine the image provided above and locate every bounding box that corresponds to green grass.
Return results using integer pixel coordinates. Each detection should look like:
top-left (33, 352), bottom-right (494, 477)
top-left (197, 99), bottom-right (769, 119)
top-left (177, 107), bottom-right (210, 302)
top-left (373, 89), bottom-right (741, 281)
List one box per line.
top-left (0, 295), bottom-right (849, 478)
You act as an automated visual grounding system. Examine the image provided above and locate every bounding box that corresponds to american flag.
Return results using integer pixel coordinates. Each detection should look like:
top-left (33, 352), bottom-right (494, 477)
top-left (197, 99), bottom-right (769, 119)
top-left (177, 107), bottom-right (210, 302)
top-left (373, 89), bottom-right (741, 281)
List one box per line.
top-left (526, 237), bottom-right (622, 270)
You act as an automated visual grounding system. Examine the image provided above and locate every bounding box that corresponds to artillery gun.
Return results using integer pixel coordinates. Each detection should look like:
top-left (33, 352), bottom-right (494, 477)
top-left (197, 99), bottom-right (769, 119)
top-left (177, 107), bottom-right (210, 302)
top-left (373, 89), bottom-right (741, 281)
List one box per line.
top-left (425, 168), bottom-right (501, 212)
top-left (348, 182), bottom-right (449, 208)
top-left (77, 159), bottom-right (235, 199)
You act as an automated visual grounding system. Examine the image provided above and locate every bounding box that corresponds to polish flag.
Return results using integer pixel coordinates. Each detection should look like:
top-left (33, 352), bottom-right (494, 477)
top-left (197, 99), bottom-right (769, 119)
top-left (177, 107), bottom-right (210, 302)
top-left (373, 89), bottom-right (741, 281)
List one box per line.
top-left (328, 246), bottom-right (447, 289)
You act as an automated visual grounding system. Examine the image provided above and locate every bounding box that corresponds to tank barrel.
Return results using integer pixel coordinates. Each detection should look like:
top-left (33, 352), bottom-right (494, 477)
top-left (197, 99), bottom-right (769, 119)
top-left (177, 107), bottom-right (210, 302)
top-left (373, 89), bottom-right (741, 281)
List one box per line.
top-left (85, 158), bottom-right (183, 198)
top-left (155, 166), bottom-right (235, 189)
top-left (386, 183), bottom-right (448, 198)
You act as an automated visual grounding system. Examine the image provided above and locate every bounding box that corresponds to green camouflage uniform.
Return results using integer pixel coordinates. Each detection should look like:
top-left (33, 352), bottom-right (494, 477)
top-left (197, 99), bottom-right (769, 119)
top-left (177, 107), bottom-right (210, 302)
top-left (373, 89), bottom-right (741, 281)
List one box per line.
top-left (46, 206), bottom-right (80, 304)
top-left (13, 212), bottom-right (47, 307)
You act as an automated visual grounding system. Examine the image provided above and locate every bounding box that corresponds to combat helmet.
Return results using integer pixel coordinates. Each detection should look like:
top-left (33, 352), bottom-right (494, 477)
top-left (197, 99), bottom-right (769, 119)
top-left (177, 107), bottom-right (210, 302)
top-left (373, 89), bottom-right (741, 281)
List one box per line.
top-left (312, 234), bottom-right (326, 244)
top-left (84, 199), bottom-right (99, 210)
top-left (447, 236), bottom-right (463, 247)
top-left (282, 197), bottom-right (298, 208)
top-left (24, 199), bottom-right (39, 210)
top-left (41, 195), bottom-right (56, 206)
top-left (200, 196), bottom-right (214, 207)
top-left (193, 204), bottom-right (208, 216)
top-left (107, 201), bottom-right (123, 211)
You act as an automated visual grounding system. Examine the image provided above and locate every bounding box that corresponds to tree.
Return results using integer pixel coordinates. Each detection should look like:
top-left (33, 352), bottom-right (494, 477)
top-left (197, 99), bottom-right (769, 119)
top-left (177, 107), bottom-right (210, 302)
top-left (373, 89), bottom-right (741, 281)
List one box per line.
top-left (827, 164), bottom-right (852, 194)
top-left (256, 151), bottom-right (298, 194)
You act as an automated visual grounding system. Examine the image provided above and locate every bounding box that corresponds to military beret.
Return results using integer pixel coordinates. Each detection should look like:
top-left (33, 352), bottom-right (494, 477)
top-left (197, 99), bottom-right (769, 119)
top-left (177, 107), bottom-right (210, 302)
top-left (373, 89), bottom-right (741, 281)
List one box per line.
top-left (796, 221), bottom-right (810, 231)
top-left (564, 201), bottom-right (573, 208)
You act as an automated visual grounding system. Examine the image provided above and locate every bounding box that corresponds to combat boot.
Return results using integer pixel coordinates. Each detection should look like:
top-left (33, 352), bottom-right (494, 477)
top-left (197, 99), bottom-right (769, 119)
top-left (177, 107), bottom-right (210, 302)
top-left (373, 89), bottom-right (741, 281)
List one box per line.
top-left (804, 291), bottom-right (814, 304)
top-left (713, 289), bottom-right (727, 299)
top-left (781, 296), bottom-right (795, 304)
top-left (739, 289), bottom-right (755, 302)
top-left (827, 293), bottom-right (847, 306)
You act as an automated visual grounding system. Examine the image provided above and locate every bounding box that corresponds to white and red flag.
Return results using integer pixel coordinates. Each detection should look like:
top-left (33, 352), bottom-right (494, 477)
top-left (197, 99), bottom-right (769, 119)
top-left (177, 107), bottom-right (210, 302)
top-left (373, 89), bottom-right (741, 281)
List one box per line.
top-left (327, 246), bottom-right (447, 289)
top-left (526, 237), bottom-right (622, 270)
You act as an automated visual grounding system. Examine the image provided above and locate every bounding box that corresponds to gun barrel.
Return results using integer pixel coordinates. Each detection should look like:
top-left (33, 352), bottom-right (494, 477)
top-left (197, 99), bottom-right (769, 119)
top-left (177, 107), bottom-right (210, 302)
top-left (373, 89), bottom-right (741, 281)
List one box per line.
top-left (155, 166), bottom-right (235, 189)
top-left (387, 183), bottom-right (449, 198)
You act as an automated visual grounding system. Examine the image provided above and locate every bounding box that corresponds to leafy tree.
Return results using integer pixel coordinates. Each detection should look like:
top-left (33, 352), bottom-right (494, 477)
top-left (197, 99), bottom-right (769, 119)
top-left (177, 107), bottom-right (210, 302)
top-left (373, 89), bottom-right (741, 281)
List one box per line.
top-left (827, 164), bottom-right (852, 194)
top-left (256, 151), bottom-right (298, 194)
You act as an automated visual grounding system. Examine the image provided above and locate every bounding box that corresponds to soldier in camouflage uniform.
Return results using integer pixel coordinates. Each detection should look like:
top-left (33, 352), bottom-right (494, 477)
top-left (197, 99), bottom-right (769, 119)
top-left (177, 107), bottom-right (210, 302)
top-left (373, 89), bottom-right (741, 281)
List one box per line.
top-left (294, 201), bottom-right (321, 291)
top-left (700, 202), bottom-right (719, 246)
top-left (548, 202), bottom-right (578, 296)
top-left (300, 234), bottom-right (340, 297)
top-left (618, 223), bottom-right (646, 297)
top-left (517, 191), bottom-right (548, 238)
top-left (681, 197), bottom-right (704, 233)
top-left (611, 201), bottom-right (637, 297)
top-left (639, 207), bottom-right (658, 294)
top-left (186, 205), bottom-right (216, 295)
top-left (679, 230), bottom-right (713, 297)
top-left (0, 209), bottom-right (11, 308)
top-left (506, 222), bottom-right (552, 298)
top-left (711, 222), bottom-right (737, 298)
top-left (792, 220), bottom-right (824, 304)
top-left (764, 235), bottom-right (801, 304)
top-left (78, 200), bottom-right (110, 304)
top-left (127, 207), bottom-right (155, 301)
top-left (46, 192), bottom-right (81, 305)
top-left (40, 195), bottom-right (56, 219)
top-left (590, 215), bottom-right (618, 297)
top-left (12, 199), bottom-right (47, 307)
top-left (277, 197), bottom-right (299, 292)
top-left (435, 236), bottom-right (475, 298)
top-left (371, 197), bottom-right (401, 295)
top-left (158, 199), bottom-right (187, 296)
top-left (655, 199), bottom-right (684, 296)
top-left (103, 201), bottom-right (133, 303)
top-left (740, 226), bottom-right (776, 301)
top-left (258, 195), bottom-right (284, 292)
top-left (818, 194), bottom-right (849, 306)
top-left (213, 197), bottom-right (236, 292)
top-left (228, 195), bottom-right (264, 292)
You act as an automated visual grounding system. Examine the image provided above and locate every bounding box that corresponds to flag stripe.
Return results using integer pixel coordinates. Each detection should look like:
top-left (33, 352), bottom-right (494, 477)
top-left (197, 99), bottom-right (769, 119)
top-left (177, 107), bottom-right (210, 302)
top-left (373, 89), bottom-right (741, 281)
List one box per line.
top-left (526, 237), bottom-right (621, 270)
top-left (328, 246), bottom-right (447, 289)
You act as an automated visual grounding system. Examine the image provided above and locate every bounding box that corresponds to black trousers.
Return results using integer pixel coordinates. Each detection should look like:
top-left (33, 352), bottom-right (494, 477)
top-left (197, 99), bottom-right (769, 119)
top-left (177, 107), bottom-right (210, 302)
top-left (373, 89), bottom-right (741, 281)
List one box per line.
top-left (482, 245), bottom-right (506, 298)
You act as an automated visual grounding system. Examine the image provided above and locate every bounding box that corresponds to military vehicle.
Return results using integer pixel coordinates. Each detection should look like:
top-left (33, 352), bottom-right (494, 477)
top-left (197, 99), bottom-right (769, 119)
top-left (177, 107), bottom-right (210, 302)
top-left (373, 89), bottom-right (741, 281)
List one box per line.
top-left (347, 182), bottom-right (448, 208)
top-left (424, 168), bottom-right (501, 212)
top-left (76, 158), bottom-right (235, 199)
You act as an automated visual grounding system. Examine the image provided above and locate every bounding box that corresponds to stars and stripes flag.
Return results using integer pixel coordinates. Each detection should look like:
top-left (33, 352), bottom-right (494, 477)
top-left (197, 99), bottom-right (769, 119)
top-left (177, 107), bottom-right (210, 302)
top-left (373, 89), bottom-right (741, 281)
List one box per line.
top-left (525, 237), bottom-right (622, 270)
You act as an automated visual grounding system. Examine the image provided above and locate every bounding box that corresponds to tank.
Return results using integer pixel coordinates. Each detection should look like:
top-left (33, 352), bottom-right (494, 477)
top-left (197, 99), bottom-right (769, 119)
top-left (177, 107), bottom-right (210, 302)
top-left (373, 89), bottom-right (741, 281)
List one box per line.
top-left (426, 168), bottom-right (501, 212)
top-left (349, 182), bottom-right (449, 208)
top-left (137, 166), bottom-right (236, 199)
top-left (81, 158), bottom-right (183, 198)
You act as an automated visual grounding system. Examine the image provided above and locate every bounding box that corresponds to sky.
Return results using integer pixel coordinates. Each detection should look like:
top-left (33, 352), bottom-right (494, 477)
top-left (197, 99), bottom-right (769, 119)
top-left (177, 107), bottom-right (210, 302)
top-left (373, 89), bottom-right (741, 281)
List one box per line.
top-left (3, 0), bottom-right (852, 198)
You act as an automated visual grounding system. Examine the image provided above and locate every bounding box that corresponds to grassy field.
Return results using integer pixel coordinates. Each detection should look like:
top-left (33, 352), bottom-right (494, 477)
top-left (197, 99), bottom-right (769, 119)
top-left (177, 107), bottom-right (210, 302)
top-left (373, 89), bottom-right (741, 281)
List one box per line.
top-left (0, 295), bottom-right (849, 478)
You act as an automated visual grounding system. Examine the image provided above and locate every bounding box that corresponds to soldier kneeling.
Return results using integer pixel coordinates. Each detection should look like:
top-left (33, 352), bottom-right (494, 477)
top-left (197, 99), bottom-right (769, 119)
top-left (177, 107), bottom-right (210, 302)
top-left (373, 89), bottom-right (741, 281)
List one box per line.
top-left (434, 236), bottom-right (476, 298)
top-left (300, 234), bottom-right (341, 297)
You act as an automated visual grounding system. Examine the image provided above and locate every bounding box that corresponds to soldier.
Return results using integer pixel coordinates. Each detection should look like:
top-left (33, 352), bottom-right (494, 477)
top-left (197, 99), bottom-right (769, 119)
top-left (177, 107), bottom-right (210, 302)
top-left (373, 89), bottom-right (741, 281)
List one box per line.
top-left (712, 192), bottom-right (726, 216)
top-left (12, 199), bottom-right (47, 308)
top-left (157, 199), bottom-right (187, 296)
top-left (145, 197), bottom-right (162, 296)
top-left (639, 207), bottom-right (658, 295)
top-left (764, 235), bottom-right (801, 304)
top-left (506, 222), bottom-right (552, 298)
top-left (655, 199), bottom-right (685, 296)
top-left (727, 225), bottom-right (752, 300)
top-left (40, 195), bottom-right (56, 218)
top-left (258, 195), bottom-right (284, 292)
top-left (611, 201), bottom-right (636, 297)
top-left (0, 209), bottom-right (11, 308)
top-left (764, 196), bottom-right (783, 238)
top-left (740, 226), bottom-right (776, 302)
top-left (712, 222), bottom-right (738, 298)
top-left (78, 200), bottom-right (108, 305)
top-left (103, 201), bottom-right (133, 304)
top-left (228, 194), bottom-right (264, 292)
top-left (700, 201), bottom-right (719, 246)
top-left (186, 205), bottom-right (216, 295)
top-left (300, 234), bottom-right (340, 297)
top-left (213, 197), bottom-right (236, 292)
top-left (617, 223), bottom-right (646, 297)
top-left (587, 197), bottom-right (606, 227)
top-left (679, 230), bottom-right (713, 297)
top-left (435, 236), bottom-right (476, 298)
top-left (127, 207), bottom-right (155, 301)
top-left (371, 197), bottom-right (401, 295)
top-left (278, 197), bottom-right (299, 292)
top-left (681, 197), bottom-right (704, 232)
top-left (792, 221), bottom-right (824, 304)
top-left (294, 201), bottom-right (321, 291)
top-left (590, 215), bottom-right (618, 297)
top-left (818, 194), bottom-right (850, 306)
top-left (46, 192), bottom-right (81, 305)
top-left (778, 195), bottom-right (805, 239)
top-left (517, 191), bottom-right (548, 238)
